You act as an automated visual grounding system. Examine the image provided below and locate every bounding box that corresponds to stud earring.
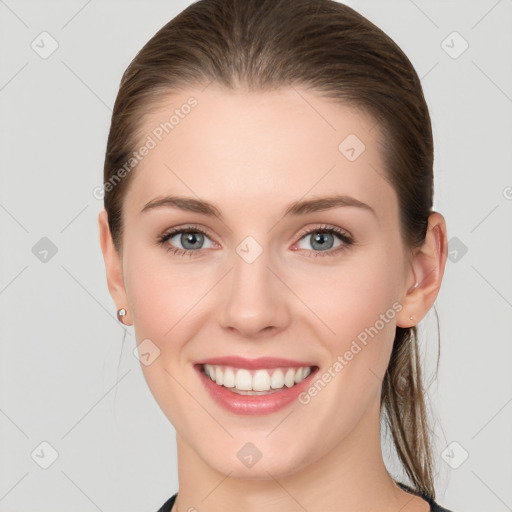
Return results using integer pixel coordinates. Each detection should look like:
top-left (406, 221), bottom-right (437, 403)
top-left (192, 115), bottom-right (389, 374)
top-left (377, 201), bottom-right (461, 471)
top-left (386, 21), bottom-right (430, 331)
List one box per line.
top-left (409, 315), bottom-right (414, 320)
top-left (407, 281), bottom-right (419, 294)
top-left (117, 308), bottom-right (127, 324)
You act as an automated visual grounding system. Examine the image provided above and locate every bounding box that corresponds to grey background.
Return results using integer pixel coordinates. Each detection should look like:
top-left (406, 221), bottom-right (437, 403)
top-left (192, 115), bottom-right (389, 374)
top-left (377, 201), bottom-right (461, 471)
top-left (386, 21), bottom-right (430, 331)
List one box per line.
top-left (0, 1), bottom-right (511, 511)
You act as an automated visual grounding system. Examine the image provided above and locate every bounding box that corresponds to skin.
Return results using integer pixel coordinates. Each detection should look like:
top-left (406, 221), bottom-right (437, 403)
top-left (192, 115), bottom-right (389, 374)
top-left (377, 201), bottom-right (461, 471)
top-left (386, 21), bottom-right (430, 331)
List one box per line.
top-left (99, 85), bottom-right (447, 512)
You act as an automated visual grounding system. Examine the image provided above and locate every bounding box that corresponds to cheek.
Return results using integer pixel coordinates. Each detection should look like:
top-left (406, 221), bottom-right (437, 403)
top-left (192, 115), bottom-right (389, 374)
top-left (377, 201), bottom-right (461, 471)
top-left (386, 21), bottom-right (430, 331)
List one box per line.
top-left (295, 252), bottom-right (400, 346)
top-left (293, 250), bottom-right (401, 406)
top-left (122, 246), bottom-right (223, 373)
top-left (289, 261), bottom-right (400, 445)
top-left (124, 247), bottom-right (202, 331)
top-left (121, 248), bottom-right (208, 427)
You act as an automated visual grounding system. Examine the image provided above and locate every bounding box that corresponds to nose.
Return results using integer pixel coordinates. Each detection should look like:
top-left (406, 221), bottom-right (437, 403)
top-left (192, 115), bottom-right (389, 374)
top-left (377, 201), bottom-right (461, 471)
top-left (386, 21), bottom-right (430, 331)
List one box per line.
top-left (217, 246), bottom-right (291, 339)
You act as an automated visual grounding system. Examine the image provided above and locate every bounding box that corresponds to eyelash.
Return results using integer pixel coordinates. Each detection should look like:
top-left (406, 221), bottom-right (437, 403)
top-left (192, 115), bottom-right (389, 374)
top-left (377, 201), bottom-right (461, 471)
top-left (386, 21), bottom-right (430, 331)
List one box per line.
top-left (157, 224), bottom-right (354, 259)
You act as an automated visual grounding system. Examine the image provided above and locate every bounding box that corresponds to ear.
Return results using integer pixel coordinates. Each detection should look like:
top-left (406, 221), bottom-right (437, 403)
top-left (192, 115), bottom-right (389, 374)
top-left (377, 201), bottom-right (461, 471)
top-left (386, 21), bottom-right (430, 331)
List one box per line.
top-left (396, 212), bottom-right (448, 328)
top-left (98, 209), bottom-right (132, 325)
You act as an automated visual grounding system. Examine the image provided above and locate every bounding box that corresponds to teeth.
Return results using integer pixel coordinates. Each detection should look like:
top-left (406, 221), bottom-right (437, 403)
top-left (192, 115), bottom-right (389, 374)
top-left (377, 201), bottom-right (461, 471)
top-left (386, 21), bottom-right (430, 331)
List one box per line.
top-left (223, 368), bottom-right (236, 387)
top-left (253, 370), bottom-right (270, 391)
top-left (202, 364), bottom-right (313, 393)
top-left (215, 367), bottom-right (223, 386)
top-left (284, 368), bottom-right (295, 387)
top-left (270, 369), bottom-right (284, 389)
top-left (235, 369), bottom-right (252, 390)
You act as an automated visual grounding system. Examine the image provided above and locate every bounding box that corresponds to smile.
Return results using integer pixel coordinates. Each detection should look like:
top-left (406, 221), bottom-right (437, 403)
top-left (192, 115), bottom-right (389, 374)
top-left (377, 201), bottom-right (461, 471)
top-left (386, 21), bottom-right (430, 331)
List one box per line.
top-left (194, 357), bottom-right (319, 415)
top-left (202, 364), bottom-right (312, 395)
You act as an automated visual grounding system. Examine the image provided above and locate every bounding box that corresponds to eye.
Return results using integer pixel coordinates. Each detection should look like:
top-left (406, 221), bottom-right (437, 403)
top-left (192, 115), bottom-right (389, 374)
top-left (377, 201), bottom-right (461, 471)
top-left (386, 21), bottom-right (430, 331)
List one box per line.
top-left (294, 224), bottom-right (354, 258)
top-left (157, 223), bottom-right (354, 258)
top-left (157, 225), bottom-right (216, 257)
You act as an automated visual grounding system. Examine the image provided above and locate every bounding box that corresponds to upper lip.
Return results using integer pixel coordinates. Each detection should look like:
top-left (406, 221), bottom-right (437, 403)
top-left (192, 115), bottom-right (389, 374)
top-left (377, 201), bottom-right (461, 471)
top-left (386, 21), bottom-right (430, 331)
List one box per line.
top-left (195, 356), bottom-right (316, 369)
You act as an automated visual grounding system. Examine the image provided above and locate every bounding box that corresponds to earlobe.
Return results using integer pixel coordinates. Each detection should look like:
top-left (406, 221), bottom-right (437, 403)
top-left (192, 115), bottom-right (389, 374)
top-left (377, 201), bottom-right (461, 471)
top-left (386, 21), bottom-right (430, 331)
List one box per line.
top-left (396, 212), bottom-right (448, 328)
top-left (98, 209), bottom-right (131, 325)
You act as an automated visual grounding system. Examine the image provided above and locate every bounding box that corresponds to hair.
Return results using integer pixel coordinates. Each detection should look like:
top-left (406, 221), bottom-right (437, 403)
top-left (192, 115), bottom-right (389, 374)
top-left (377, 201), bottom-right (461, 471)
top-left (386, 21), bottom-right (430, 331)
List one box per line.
top-left (103, 0), bottom-right (437, 500)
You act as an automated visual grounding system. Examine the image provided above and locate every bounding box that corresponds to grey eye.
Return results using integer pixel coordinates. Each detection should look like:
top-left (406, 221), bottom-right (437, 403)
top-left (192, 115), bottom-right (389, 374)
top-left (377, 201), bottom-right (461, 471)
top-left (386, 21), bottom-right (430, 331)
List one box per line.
top-left (167, 230), bottom-right (214, 251)
top-left (297, 231), bottom-right (343, 252)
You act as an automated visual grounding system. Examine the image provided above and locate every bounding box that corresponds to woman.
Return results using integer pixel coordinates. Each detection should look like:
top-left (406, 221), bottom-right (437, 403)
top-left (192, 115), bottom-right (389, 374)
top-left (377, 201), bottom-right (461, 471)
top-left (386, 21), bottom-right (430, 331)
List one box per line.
top-left (98, 0), bottom-right (452, 510)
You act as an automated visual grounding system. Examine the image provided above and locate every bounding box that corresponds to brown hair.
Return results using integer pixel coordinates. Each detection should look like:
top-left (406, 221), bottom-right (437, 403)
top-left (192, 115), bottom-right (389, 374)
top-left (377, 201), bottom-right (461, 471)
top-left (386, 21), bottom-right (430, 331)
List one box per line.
top-left (103, 0), bottom-right (437, 499)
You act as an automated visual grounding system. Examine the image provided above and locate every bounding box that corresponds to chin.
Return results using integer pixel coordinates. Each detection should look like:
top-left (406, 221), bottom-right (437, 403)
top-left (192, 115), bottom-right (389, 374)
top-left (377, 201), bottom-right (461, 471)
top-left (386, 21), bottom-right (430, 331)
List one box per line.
top-left (191, 433), bottom-right (312, 479)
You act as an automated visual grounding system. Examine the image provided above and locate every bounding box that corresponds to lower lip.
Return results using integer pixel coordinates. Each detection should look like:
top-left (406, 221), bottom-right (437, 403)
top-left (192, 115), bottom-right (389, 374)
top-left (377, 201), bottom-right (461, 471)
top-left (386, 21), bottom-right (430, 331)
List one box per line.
top-left (195, 365), bottom-right (318, 415)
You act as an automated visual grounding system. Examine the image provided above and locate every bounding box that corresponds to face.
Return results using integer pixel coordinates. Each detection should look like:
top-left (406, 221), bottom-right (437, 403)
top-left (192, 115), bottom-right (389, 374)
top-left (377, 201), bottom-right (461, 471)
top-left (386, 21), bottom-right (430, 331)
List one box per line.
top-left (101, 85), bottom-right (423, 479)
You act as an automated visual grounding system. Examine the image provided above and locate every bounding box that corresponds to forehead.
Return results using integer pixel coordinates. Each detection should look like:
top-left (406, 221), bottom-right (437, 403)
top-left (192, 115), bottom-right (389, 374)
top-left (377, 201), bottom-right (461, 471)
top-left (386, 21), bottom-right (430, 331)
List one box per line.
top-left (124, 85), bottom-right (396, 222)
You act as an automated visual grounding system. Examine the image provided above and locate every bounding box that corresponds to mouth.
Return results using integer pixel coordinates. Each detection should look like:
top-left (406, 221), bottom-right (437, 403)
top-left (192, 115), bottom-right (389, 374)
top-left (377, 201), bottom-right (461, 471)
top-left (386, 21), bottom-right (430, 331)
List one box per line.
top-left (193, 357), bottom-right (319, 415)
top-left (199, 363), bottom-right (315, 395)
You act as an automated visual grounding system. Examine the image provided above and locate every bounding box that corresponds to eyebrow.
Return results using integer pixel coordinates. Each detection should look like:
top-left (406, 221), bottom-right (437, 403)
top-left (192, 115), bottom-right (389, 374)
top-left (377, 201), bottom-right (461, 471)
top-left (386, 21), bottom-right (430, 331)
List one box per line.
top-left (140, 194), bottom-right (376, 219)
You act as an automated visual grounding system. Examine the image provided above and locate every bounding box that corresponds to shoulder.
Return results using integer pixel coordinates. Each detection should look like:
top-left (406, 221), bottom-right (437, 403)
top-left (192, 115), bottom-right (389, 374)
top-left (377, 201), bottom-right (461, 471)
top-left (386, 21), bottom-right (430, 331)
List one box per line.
top-left (431, 504), bottom-right (455, 512)
top-left (396, 482), bottom-right (455, 512)
top-left (425, 495), bottom-right (456, 512)
top-left (155, 492), bottom-right (177, 512)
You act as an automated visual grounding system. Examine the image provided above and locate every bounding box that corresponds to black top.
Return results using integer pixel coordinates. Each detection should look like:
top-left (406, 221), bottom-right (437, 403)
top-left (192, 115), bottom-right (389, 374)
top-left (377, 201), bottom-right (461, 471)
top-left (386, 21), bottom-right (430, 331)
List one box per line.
top-left (156, 484), bottom-right (454, 511)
